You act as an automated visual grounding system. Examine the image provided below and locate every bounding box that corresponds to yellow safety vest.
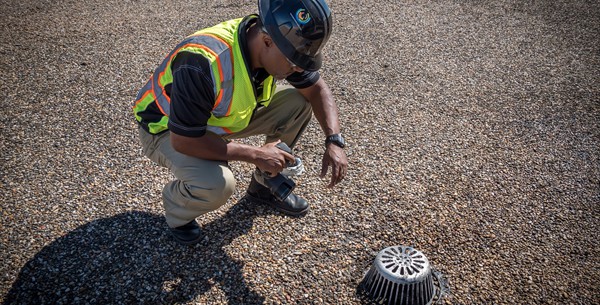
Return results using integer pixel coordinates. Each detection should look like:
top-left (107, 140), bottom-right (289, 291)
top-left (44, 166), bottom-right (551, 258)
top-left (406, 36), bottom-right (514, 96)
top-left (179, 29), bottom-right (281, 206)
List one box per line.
top-left (133, 16), bottom-right (276, 135)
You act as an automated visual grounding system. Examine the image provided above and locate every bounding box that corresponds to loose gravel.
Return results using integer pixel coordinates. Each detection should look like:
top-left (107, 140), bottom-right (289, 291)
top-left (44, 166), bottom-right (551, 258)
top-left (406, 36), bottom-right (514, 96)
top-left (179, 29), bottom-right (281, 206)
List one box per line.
top-left (1, 0), bottom-right (599, 304)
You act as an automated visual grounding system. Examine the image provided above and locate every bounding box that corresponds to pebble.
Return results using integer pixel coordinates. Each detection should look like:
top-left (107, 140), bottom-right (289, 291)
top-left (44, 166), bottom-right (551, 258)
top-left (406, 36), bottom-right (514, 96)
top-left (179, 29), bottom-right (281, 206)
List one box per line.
top-left (1, 0), bottom-right (599, 304)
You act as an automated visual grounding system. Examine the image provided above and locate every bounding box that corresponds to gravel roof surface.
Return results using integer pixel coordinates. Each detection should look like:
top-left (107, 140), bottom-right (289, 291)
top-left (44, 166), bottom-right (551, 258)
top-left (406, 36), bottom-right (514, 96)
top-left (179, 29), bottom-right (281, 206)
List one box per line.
top-left (1, 0), bottom-right (599, 304)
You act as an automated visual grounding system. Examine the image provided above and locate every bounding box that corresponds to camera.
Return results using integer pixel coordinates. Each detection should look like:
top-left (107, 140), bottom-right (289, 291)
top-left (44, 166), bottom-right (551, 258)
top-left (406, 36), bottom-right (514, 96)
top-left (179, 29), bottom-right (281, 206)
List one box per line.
top-left (253, 142), bottom-right (303, 201)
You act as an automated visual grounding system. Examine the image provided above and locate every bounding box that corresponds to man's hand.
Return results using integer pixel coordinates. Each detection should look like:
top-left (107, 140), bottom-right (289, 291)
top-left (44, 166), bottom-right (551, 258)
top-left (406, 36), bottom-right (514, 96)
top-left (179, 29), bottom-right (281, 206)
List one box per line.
top-left (254, 141), bottom-right (295, 176)
top-left (320, 144), bottom-right (348, 188)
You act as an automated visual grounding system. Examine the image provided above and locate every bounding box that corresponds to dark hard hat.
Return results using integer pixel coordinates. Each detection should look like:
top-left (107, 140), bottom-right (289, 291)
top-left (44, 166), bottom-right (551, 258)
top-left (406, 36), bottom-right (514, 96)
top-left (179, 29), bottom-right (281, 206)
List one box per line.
top-left (258, 0), bottom-right (332, 71)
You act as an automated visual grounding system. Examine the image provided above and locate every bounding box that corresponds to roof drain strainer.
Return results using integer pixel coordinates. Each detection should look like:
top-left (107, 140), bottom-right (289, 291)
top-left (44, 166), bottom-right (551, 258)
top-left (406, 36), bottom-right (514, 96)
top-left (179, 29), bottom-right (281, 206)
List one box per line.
top-left (359, 245), bottom-right (448, 305)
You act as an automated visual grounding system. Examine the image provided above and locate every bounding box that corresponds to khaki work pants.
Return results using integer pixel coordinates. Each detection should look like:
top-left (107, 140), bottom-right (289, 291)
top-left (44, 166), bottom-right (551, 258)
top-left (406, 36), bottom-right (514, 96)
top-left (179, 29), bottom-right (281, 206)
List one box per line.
top-left (138, 86), bottom-right (313, 228)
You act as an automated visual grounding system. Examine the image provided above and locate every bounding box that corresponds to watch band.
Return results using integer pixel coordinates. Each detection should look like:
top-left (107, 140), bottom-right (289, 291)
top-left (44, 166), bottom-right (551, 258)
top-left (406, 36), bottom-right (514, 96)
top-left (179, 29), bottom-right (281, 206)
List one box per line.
top-left (325, 133), bottom-right (345, 148)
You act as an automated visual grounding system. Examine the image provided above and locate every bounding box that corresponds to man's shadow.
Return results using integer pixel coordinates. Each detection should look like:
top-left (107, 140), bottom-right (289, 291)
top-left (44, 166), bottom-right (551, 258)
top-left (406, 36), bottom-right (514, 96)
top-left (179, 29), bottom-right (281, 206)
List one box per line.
top-left (4, 197), bottom-right (272, 305)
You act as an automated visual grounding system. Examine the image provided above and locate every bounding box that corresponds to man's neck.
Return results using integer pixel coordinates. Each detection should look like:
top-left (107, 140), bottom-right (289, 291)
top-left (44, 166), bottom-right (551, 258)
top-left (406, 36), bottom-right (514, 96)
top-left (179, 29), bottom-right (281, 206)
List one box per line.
top-left (246, 21), bottom-right (263, 71)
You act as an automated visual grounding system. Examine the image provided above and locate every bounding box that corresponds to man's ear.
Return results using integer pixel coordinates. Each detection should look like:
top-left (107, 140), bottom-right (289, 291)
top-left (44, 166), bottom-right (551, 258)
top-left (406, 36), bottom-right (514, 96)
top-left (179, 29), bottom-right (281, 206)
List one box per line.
top-left (263, 34), bottom-right (274, 48)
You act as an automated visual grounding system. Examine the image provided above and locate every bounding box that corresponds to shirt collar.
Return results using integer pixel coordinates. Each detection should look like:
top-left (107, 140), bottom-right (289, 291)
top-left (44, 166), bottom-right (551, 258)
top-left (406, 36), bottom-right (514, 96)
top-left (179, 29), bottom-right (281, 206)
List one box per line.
top-left (238, 14), bottom-right (269, 84)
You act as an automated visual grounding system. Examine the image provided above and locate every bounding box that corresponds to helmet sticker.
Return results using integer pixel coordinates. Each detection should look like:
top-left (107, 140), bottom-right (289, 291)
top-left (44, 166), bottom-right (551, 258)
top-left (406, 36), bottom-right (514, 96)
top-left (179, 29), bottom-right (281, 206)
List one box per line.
top-left (295, 8), bottom-right (311, 24)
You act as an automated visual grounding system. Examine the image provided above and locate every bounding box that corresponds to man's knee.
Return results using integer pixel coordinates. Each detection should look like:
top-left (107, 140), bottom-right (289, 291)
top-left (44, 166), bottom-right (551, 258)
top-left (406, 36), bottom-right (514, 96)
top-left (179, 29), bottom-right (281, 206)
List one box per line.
top-left (280, 87), bottom-right (312, 114)
top-left (271, 88), bottom-right (313, 131)
top-left (162, 169), bottom-right (236, 227)
top-left (183, 171), bottom-right (236, 211)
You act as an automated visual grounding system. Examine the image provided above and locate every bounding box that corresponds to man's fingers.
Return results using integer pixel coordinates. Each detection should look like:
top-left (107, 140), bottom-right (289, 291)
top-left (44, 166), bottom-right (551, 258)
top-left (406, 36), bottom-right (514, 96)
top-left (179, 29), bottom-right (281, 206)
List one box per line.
top-left (320, 160), bottom-right (328, 178)
top-left (283, 151), bottom-right (295, 165)
top-left (328, 165), bottom-right (339, 188)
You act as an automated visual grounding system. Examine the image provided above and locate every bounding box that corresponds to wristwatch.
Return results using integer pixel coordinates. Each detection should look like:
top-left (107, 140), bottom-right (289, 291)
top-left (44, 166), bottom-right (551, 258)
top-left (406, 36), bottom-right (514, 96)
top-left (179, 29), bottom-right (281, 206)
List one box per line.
top-left (325, 133), bottom-right (346, 148)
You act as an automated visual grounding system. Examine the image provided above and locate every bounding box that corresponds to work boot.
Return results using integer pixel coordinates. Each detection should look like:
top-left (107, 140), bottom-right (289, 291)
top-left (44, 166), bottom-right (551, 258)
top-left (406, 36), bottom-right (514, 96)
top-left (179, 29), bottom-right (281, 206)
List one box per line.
top-left (169, 220), bottom-right (203, 245)
top-left (246, 176), bottom-right (309, 216)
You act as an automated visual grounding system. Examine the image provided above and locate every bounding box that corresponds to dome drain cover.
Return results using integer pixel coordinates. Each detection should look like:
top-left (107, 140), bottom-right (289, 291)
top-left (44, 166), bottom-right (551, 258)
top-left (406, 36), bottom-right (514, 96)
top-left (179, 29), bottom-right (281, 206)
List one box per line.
top-left (359, 245), bottom-right (448, 305)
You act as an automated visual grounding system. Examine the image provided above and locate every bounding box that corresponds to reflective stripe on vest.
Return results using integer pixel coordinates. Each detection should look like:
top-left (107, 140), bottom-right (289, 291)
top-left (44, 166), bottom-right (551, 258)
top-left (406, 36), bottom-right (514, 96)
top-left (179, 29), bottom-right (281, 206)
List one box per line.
top-left (133, 17), bottom-right (276, 135)
top-left (137, 33), bottom-right (234, 117)
top-left (206, 125), bottom-right (233, 135)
